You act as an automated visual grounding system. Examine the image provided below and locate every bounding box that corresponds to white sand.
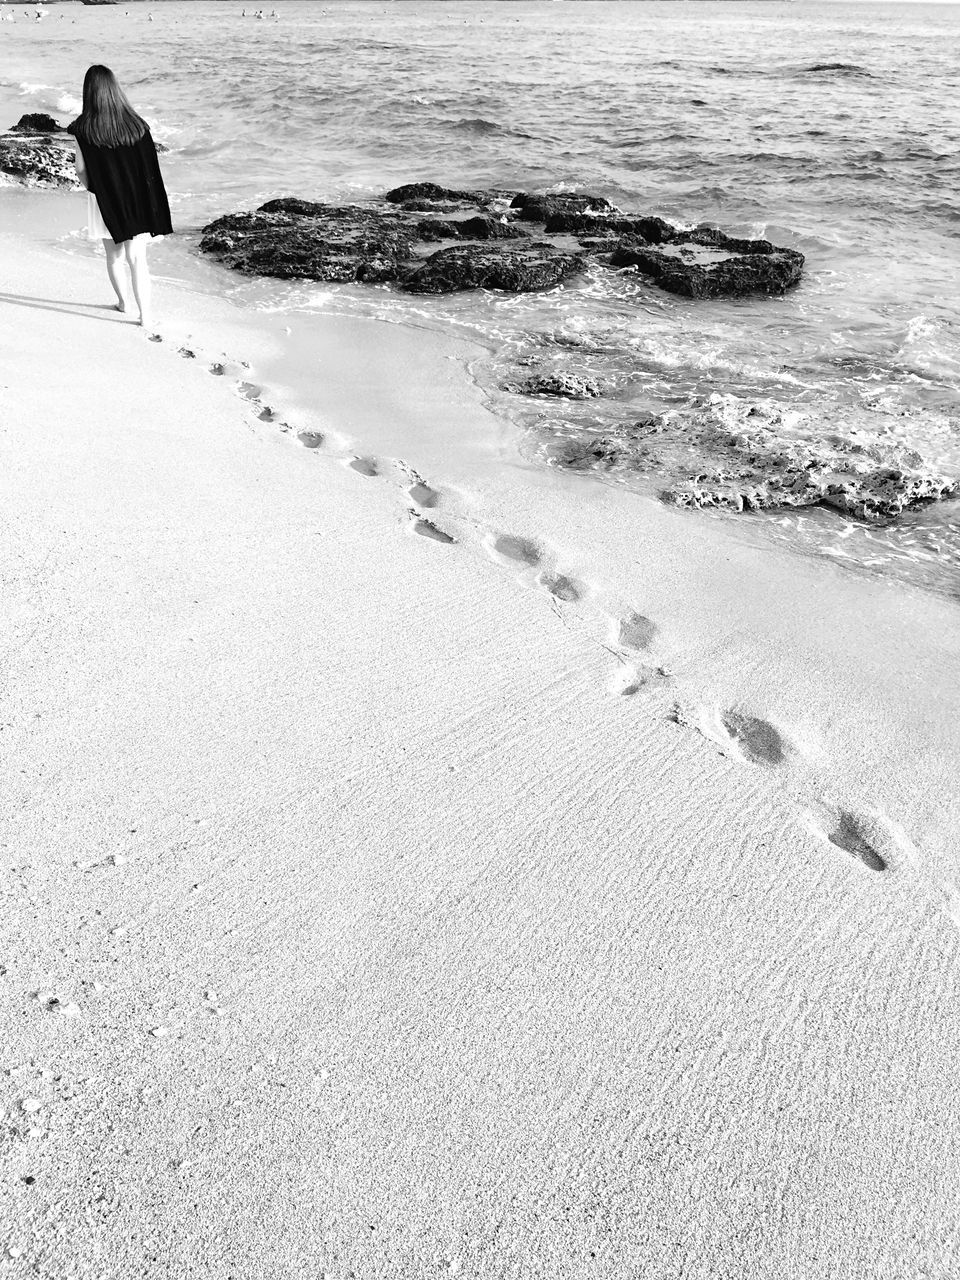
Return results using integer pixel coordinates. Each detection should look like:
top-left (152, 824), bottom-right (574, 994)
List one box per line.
top-left (2, 231), bottom-right (960, 1278)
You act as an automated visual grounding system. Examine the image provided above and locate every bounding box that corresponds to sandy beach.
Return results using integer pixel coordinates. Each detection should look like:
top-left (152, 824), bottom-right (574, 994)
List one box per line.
top-left (2, 225), bottom-right (960, 1277)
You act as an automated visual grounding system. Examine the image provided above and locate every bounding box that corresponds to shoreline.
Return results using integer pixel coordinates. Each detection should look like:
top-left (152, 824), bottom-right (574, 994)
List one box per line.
top-left (8, 180), bottom-right (959, 607)
top-left (3, 213), bottom-right (960, 1275)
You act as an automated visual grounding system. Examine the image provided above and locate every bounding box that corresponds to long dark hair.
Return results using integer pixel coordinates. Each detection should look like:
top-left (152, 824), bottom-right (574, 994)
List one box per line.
top-left (70, 65), bottom-right (147, 148)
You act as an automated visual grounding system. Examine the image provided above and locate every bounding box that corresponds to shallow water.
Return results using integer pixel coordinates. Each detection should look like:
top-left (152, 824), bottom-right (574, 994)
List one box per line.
top-left (2, 0), bottom-right (958, 594)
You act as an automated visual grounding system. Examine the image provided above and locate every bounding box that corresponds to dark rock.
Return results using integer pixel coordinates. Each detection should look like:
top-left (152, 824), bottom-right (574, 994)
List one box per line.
top-left (416, 218), bottom-right (461, 242)
top-left (505, 372), bottom-right (602, 399)
top-left (544, 212), bottom-right (677, 244)
top-left (510, 192), bottom-right (614, 223)
top-left (9, 113), bottom-right (65, 135)
top-left (456, 215), bottom-right (529, 241)
top-left (610, 238), bottom-right (804, 299)
top-left (199, 203), bottom-right (414, 283)
top-left (402, 244), bottom-right (583, 295)
top-left (199, 182), bottom-right (803, 300)
top-left (414, 215), bottom-right (527, 243)
top-left (683, 225), bottom-right (779, 255)
top-left (0, 130), bottom-right (79, 189)
top-left (258, 197), bottom-right (329, 217)
top-left (385, 181), bottom-right (486, 207)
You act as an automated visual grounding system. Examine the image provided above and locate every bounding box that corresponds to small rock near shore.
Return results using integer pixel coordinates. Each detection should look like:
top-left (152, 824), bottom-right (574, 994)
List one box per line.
top-left (505, 372), bottom-right (602, 399)
top-left (9, 113), bottom-right (65, 135)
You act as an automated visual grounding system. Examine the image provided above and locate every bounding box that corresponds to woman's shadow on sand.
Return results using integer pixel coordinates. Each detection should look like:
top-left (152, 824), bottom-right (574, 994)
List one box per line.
top-left (0, 292), bottom-right (129, 323)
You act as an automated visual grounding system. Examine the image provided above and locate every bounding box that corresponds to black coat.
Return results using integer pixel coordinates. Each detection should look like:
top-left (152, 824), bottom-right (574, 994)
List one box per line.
top-left (69, 125), bottom-right (173, 245)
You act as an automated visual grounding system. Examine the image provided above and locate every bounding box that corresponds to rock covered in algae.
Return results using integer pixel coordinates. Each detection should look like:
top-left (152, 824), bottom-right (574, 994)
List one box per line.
top-left (199, 184), bottom-right (804, 299)
top-left (611, 236), bottom-right (804, 299)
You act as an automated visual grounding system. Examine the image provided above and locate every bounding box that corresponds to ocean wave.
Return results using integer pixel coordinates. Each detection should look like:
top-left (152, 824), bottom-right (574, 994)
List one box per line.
top-left (15, 82), bottom-right (81, 117)
top-left (708, 60), bottom-right (874, 80)
top-left (800, 62), bottom-right (873, 77)
top-left (452, 117), bottom-right (502, 135)
top-left (449, 117), bottom-right (536, 141)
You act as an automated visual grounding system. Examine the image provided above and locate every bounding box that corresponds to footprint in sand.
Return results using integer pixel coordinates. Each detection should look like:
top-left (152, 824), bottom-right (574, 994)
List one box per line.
top-left (412, 515), bottom-right (455, 545)
top-left (809, 803), bottom-right (918, 875)
top-left (718, 709), bottom-right (788, 766)
top-left (614, 611), bottom-right (658, 652)
top-left (612, 665), bottom-right (673, 697)
top-left (802, 799), bottom-right (924, 880)
top-left (408, 480), bottom-right (440, 509)
top-left (209, 362), bottom-right (226, 376)
top-left (147, 333), bottom-right (162, 343)
top-left (488, 534), bottom-right (542, 568)
top-left (349, 457), bottom-right (380, 478)
top-left (538, 571), bottom-right (585, 604)
top-left (238, 382), bottom-right (262, 401)
top-left (826, 810), bottom-right (888, 872)
top-left (677, 704), bottom-right (790, 767)
top-left (257, 406), bottom-right (277, 423)
top-left (178, 347), bottom-right (196, 360)
top-left (297, 431), bottom-right (324, 450)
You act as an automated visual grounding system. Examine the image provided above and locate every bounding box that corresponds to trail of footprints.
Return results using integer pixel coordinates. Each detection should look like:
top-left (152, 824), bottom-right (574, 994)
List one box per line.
top-left (147, 331), bottom-right (932, 897)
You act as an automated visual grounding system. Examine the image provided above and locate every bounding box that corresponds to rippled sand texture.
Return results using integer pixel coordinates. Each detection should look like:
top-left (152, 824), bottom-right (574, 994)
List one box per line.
top-left (4, 225), bottom-right (960, 1280)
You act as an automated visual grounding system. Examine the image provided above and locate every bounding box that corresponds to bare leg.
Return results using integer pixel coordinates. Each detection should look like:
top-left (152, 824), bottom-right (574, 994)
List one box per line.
top-left (124, 236), bottom-right (152, 327)
top-left (102, 238), bottom-right (129, 312)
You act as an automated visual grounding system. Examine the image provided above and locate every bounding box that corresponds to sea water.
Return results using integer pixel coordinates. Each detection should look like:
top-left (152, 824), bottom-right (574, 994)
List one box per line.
top-left (2, 0), bottom-right (958, 594)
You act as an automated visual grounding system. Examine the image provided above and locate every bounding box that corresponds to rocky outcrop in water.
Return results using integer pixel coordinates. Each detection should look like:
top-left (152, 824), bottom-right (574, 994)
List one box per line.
top-left (199, 183), bottom-right (804, 299)
top-left (611, 233), bottom-right (803, 299)
top-left (551, 399), bottom-right (959, 522)
top-left (505, 372), bottom-right (602, 399)
top-left (0, 115), bottom-right (78, 189)
top-left (405, 245), bottom-right (583, 295)
top-left (9, 113), bottom-right (64, 135)
top-left (510, 191), bottom-right (615, 223)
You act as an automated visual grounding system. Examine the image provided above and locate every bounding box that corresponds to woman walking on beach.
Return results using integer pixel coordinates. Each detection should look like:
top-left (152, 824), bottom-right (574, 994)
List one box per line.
top-left (68, 66), bottom-right (172, 327)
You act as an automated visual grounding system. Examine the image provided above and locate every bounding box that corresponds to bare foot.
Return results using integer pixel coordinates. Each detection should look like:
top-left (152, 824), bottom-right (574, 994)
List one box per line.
top-left (114, 300), bottom-right (127, 314)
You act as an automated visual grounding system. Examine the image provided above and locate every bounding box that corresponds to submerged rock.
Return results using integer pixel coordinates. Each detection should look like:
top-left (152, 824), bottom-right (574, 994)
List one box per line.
top-left (200, 183), bottom-right (803, 299)
top-left (549, 398), bottom-right (958, 523)
top-left (665, 462), bottom-right (959, 520)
